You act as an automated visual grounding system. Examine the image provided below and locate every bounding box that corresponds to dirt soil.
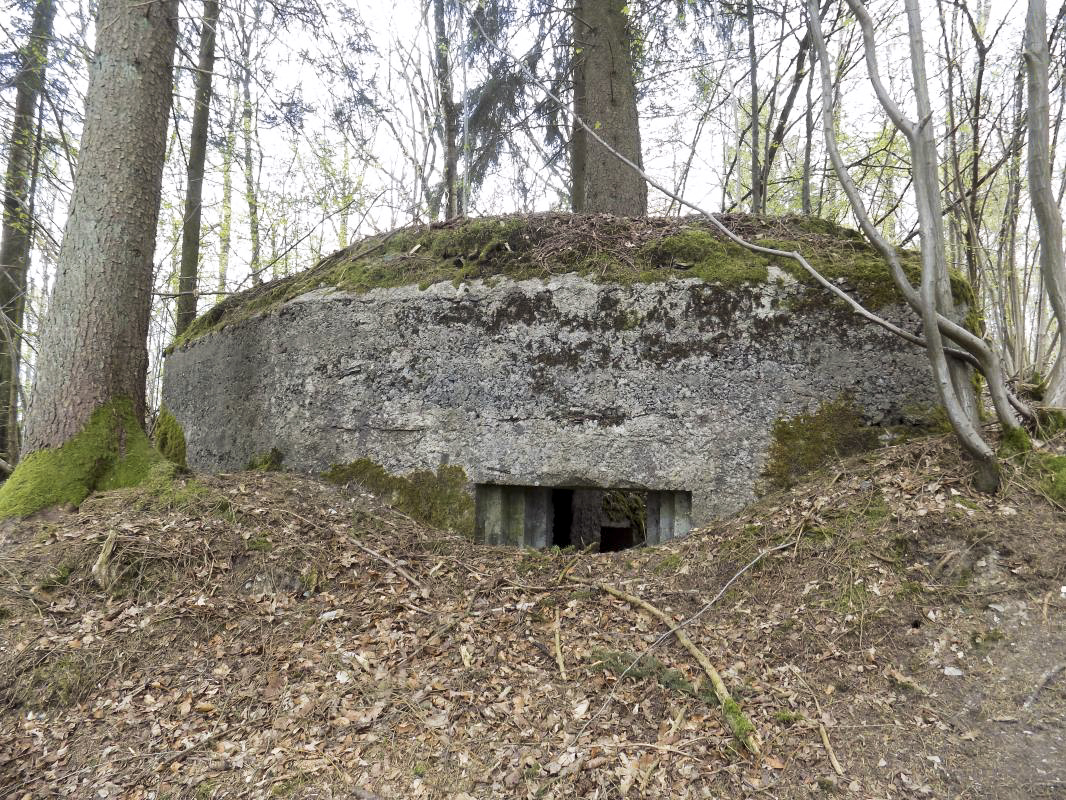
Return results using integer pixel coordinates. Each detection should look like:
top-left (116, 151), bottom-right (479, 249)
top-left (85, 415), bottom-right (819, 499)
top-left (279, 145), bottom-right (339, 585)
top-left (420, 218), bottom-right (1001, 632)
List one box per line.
top-left (0, 435), bottom-right (1064, 800)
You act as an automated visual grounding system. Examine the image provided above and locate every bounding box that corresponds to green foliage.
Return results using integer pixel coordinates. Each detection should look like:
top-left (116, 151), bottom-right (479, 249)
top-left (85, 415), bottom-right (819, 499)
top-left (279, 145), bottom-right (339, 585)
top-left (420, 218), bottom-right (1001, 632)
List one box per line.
top-left (246, 448), bottom-right (284, 471)
top-left (763, 395), bottom-right (879, 491)
top-left (0, 398), bottom-right (163, 518)
top-left (155, 407), bottom-right (187, 468)
top-left (322, 458), bottom-right (474, 535)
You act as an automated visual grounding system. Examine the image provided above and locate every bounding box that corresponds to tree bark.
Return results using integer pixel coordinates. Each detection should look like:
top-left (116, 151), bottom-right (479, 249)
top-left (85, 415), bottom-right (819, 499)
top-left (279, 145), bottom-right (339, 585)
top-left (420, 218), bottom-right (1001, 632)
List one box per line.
top-left (746, 0), bottom-right (763, 214)
top-left (218, 86), bottom-right (238, 302)
top-left (570, 0), bottom-right (646, 215)
top-left (1024, 0), bottom-right (1066, 408)
top-left (238, 0), bottom-right (263, 284)
top-left (175, 0), bottom-right (220, 336)
top-left (21, 0), bottom-right (178, 453)
top-left (432, 0), bottom-right (460, 218)
top-left (0, 0), bottom-right (55, 463)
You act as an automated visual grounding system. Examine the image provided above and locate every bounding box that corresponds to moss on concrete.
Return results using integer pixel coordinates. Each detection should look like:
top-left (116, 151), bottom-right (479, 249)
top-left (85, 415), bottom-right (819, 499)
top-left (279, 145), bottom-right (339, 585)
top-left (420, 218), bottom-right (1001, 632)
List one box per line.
top-left (322, 458), bottom-right (474, 536)
top-left (638, 229), bottom-right (769, 286)
top-left (155, 407), bottom-right (187, 468)
top-left (170, 213), bottom-right (945, 350)
top-left (246, 448), bottom-right (284, 471)
top-left (0, 398), bottom-right (163, 518)
top-left (763, 395), bottom-right (880, 491)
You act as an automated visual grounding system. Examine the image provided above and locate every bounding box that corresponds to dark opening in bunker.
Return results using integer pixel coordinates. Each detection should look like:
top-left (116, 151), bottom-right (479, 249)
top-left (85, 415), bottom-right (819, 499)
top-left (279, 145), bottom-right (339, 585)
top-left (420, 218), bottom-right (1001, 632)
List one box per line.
top-left (474, 484), bottom-right (693, 550)
top-left (551, 489), bottom-right (573, 547)
top-left (599, 524), bottom-right (635, 552)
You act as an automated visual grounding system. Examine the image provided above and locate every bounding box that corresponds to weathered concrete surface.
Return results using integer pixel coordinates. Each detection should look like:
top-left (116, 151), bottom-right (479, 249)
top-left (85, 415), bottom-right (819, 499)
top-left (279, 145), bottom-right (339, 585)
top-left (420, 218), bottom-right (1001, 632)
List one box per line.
top-left (163, 271), bottom-right (937, 526)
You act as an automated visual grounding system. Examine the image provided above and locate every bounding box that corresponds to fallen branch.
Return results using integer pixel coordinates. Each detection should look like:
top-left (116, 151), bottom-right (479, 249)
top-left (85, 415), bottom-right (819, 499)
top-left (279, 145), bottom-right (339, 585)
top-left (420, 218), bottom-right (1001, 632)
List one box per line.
top-left (553, 608), bottom-right (568, 681)
top-left (277, 507), bottom-right (428, 597)
top-left (819, 723), bottom-right (845, 776)
top-left (586, 580), bottom-right (761, 755)
top-left (91, 530), bottom-right (119, 590)
top-left (1023, 663), bottom-right (1065, 709)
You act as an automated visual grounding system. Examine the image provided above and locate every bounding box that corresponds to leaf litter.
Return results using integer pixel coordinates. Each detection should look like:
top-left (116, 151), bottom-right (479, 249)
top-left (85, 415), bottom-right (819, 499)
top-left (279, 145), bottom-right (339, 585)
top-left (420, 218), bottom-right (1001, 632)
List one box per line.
top-left (0, 433), bottom-right (1064, 799)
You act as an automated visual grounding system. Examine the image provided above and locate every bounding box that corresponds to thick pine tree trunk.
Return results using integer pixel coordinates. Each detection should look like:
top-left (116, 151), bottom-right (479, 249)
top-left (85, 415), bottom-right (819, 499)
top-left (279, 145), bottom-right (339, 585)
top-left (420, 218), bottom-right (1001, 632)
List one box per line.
top-left (176, 0), bottom-right (220, 336)
top-left (0, 0), bottom-right (55, 464)
top-left (570, 0), bottom-right (646, 216)
top-left (0, 0), bottom-right (177, 516)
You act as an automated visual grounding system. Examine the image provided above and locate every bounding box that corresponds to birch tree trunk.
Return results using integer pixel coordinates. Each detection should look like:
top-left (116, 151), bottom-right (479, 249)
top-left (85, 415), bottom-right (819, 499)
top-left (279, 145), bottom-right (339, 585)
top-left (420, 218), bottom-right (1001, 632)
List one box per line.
top-left (570, 0), bottom-right (646, 215)
top-left (176, 0), bottom-right (220, 336)
top-left (0, 0), bottom-right (55, 464)
top-left (218, 87), bottom-right (238, 302)
top-left (0, 0), bottom-right (177, 515)
top-left (1024, 0), bottom-right (1066, 408)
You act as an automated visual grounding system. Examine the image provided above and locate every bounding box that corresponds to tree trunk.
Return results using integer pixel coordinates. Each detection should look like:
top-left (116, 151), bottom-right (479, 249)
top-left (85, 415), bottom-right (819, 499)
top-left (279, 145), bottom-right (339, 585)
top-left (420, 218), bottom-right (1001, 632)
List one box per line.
top-left (238, 2), bottom-right (263, 285)
top-left (175, 0), bottom-right (220, 336)
top-left (218, 86), bottom-right (238, 302)
top-left (1024, 0), bottom-right (1066, 408)
top-left (0, 0), bottom-right (55, 465)
top-left (432, 0), bottom-right (460, 218)
top-left (570, 0), bottom-right (646, 215)
top-left (242, 67), bottom-right (262, 285)
top-left (746, 0), bottom-right (763, 214)
top-left (0, 0), bottom-right (177, 516)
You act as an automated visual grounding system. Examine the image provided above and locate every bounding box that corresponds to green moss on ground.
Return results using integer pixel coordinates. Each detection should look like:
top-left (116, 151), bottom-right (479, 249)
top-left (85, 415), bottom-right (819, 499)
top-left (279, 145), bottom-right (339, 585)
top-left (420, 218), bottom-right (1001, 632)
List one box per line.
top-left (171, 214), bottom-right (953, 350)
top-left (246, 448), bottom-right (284, 471)
top-left (1031, 453), bottom-right (1066, 505)
top-left (763, 395), bottom-right (880, 491)
top-left (155, 407), bottom-right (187, 468)
top-left (322, 458), bottom-right (474, 536)
top-left (998, 426), bottom-right (1032, 459)
top-left (0, 398), bottom-right (163, 518)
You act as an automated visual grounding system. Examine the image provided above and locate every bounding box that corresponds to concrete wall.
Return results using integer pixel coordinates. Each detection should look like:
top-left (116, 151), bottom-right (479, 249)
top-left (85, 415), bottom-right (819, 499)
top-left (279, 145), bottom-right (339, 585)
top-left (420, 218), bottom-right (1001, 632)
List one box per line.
top-left (162, 271), bottom-right (937, 528)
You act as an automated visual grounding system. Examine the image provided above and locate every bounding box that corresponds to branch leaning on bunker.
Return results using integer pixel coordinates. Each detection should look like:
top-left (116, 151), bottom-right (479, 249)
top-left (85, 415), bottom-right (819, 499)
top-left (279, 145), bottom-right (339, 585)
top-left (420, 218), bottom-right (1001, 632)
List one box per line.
top-left (458, 0), bottom-right (1032, 430)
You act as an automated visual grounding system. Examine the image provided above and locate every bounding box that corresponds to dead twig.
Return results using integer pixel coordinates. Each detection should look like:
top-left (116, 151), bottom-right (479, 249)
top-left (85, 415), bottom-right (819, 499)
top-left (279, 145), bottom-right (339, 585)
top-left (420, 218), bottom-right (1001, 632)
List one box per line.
top-left (1023, 663), bottom-right (1066, 709)
top-left (553, 608), bottom-right (568, 680)
top-left (583, 580), bottom-right (761, 755)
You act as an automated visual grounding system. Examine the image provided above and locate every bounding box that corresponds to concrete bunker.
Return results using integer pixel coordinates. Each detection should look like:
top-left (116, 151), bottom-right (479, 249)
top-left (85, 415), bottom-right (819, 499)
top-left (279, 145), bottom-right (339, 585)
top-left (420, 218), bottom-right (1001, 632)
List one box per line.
top-left (474, 484), bottom-right (692, 550)
top-left (162, 214), bottom-right (945, 545)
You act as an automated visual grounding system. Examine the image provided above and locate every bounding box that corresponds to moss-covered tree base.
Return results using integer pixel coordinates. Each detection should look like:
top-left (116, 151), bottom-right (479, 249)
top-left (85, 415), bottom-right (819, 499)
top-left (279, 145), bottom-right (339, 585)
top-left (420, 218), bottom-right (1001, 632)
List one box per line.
top-left (0, 398), bottom-right (163, 518)
top-left (154, 407), bottom-right (187, 468)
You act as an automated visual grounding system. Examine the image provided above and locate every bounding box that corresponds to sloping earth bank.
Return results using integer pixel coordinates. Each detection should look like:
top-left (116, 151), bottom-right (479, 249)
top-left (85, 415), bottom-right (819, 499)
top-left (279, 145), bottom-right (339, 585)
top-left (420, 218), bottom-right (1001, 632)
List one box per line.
top-left (0, 435), bottom-right (1063, 799)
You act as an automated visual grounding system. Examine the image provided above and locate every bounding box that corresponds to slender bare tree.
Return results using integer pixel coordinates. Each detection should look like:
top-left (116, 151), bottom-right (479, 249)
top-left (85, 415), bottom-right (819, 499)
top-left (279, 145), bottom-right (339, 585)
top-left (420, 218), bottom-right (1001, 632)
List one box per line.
top-left (176, 0), bottom-right (221, 336)
top-left (1024, 0), bottom-right (1066, 409)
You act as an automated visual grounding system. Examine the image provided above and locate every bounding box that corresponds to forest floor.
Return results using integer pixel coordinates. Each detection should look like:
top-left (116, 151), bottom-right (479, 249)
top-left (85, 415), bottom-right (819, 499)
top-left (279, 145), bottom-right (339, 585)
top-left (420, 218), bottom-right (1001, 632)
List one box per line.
top-left (1, 434), bottom-right (1064, 800)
